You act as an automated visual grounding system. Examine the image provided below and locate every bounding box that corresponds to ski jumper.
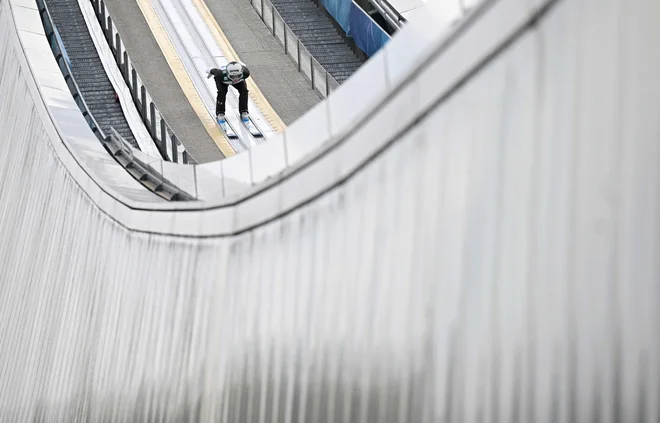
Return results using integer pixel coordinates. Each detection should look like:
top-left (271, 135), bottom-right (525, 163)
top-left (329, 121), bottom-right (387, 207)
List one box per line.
top-left (209, 63), bottom-right (250, 116)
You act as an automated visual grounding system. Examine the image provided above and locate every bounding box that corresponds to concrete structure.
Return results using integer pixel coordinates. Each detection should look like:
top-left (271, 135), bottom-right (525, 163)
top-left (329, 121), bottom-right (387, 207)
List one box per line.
top-left (2, 0), bottom-right (660, 420)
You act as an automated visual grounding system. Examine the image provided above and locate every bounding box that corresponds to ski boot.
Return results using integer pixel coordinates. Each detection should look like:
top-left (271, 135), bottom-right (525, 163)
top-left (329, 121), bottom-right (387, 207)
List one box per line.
top-left (241, 111), bottom-right (249, 124)
top-left (217, 113), bottom-right (226, 124)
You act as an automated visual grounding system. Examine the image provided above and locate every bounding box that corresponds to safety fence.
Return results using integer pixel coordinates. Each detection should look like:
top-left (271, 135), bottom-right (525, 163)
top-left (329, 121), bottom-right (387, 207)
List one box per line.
top-left (90, 0), bottom-right (193, 164)
top-left (250, 0), bottom-right (341, 99)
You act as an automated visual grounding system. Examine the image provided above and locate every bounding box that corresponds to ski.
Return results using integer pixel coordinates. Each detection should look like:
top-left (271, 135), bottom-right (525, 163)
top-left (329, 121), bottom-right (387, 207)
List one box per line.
top-left (217, 118), bottom-right (238, 139)
top-left (241, 116), bottom-right (264, 138)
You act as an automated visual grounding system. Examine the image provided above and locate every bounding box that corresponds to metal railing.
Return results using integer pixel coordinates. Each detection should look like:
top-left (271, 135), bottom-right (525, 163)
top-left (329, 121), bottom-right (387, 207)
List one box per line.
top-left (37, 0), bottom-right (196, 200)
top-left (106, 128), bottom-right (197, 200)
top-left (249, 0), bottom-right (341, 98)
top-left (368, 0), bottom-right (406, 30)
top-left (89, 0), bottom-right (193, 164)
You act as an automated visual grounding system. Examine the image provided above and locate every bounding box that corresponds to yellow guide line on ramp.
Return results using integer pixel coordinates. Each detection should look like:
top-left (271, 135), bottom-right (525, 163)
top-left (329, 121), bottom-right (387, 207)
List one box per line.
top-left (135, 0), bottom-right (236, 157)
top-left (191, 0), bottom-right (287, 133)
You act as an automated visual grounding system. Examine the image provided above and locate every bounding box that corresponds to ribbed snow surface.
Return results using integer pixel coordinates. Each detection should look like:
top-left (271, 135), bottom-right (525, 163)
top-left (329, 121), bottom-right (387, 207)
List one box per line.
top-left (1, 0), bottom-right (660, 421)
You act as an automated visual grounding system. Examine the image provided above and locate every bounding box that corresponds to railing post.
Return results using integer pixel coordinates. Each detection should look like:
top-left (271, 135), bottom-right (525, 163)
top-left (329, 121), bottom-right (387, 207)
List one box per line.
top-left (297, 39), bottom-right (301, 71)
top-left (284, 25), bottom-right (287, 54)
top-left (123, 51), bottom-right (129, 81)
top-left (310, 56), bottom-right (315, 89)
top-left (171, 134), bottom-right (178, 163)
top-left (106, 17), bottom-right (112, 42)
top-left (325, 71), bottom-right (329, 97)
top-left (160, 119), bottom-right (168, 160)
top-left (260, 0), bottom-right (264, 18)
top-left (140, 85), bottom-right (147, 123)
top-left (193, 163), bottom-right (198, 198)
top-left (115, 34), bottom-right (121, 63)
top-left (100, 1), bottom-right (106, 31)
top-left (182, 150), bottom-right (188, 164)
top-left (149, 102), bottom-right (157, 137)
top-left (131, 69), bottom-right (137, 100)
top-left (272, 4), bottom-right (275, 36)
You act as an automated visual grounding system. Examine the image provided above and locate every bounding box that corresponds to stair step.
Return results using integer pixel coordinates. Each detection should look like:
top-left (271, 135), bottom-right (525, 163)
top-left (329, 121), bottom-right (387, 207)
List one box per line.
top-left (72, 59), bottom-right (106, 67)
top-left (305, 44), bottom-right (356, 53)
top-left (88, 104), bottom-right (124, 116)
top-left (72, 66), bottom-right (106, 75)
top-left (290, 25), bottom-right (336, 34)
top-left (50, 7), bottom-right (82, 14)
top-left (78, 90), bottom-right (115, 98)
top-left (307, 51), bottom-right (360, 62)
top-left (300, 36), bottom-right (344, 44)
top-left (278, 8), bottom-right (324, 16)
top-left (317, 58), bottom-right (362, 67)
top-left (63, 43), bottom-right (97, 51)
top-left (324, 65), bottom-right (362, 74)
top-left (74, 67), bottom-right (106, 74)
top-left (276, 2), bottom-right (318, 9)
top-left (278, 7), bottom-right (319, 14)
top-left (279, 15), bottom-right (327, 24)
top-left (89, 106), bottom-right (125, 115)
top-left (297, 30), bottom-right (342, 39)
top-left (328, 70), bottom-right (357, 77)
top-left (287, 19), bottom-right (335, 28)
top-left (77, 81), bottom-right (114, 90)
top-left (62, 47), bottom-right (99, 55)
top-left (299, 39), bottom-right (344, 48)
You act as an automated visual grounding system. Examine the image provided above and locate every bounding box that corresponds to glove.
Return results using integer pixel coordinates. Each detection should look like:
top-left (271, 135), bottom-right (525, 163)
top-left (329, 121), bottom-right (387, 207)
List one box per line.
top-left (205, 68), bottom-right (213, 79)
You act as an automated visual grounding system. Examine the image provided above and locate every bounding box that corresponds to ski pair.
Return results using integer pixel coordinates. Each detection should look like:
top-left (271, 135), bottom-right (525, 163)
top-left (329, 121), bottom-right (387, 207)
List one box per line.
top-left (217, 116), bottom-right (263, 139)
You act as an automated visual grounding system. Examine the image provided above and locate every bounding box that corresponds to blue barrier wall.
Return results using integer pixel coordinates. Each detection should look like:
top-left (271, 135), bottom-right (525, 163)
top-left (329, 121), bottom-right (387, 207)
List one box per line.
top-left (318, 0), bottom-right (390, 56)
top-left (319, 0), bottom-right (351, 32)
top-left (349, 2), bottom-right (390, 56)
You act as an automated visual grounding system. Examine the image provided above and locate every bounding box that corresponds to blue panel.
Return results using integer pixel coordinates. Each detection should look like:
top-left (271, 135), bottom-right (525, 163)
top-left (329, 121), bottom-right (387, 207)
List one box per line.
top-left (348, 2), bottom-right (390, 56)
top-left (317, 0), bottom-right (390, 56)
top-left (319, 0), bottom-right (352, 33)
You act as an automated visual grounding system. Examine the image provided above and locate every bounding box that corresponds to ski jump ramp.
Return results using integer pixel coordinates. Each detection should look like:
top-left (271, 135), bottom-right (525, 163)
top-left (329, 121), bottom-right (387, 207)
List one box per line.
top-left (1, 0), bottom-right (660, 420)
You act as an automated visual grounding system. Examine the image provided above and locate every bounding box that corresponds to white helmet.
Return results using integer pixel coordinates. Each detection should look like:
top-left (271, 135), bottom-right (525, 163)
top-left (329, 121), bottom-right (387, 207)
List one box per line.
top-left (226, 61), bottom-right (243, 83)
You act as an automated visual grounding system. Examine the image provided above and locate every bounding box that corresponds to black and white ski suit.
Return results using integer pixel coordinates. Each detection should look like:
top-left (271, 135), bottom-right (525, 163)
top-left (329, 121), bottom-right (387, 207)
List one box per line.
top-left (208, 63), bottom-right (250, 116)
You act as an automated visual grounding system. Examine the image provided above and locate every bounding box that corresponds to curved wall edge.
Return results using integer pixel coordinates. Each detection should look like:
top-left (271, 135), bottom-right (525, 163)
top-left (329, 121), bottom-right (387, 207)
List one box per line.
top-left (2, 0), bottom-right (660, 419)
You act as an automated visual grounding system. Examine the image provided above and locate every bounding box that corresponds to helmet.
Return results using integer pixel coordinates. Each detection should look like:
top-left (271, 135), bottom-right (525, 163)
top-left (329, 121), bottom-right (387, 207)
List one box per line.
top-left (226, 61), bottom-right (243, 83)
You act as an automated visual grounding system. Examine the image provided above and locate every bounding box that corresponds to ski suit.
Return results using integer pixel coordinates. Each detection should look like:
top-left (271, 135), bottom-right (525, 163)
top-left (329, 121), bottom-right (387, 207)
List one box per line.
top-left (208, 63), bottom-right (250, 116)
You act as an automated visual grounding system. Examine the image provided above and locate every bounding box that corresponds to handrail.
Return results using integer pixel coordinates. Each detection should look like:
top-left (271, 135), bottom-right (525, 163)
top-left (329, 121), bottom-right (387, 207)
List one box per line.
top-left (89, 0), bottom-right (193, 164)
top-left (368, 0), bottom-right (406, 30)
top-left (106, 128), bottom-right (197, 200)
